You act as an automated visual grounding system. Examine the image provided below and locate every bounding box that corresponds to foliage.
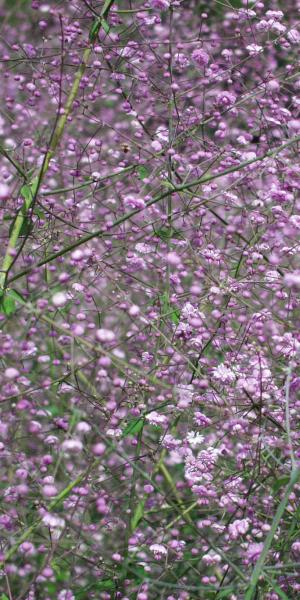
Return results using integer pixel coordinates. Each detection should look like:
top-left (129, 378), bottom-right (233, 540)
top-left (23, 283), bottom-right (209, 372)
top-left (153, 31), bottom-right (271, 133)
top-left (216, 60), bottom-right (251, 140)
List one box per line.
top-left (0, 0), bottom-right (300, 599)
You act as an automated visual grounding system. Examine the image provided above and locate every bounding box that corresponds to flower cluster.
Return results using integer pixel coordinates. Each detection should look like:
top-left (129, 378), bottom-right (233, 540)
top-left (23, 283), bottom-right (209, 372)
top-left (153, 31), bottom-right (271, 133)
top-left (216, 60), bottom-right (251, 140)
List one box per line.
top-left (0, 0), bottom-right (300, 598)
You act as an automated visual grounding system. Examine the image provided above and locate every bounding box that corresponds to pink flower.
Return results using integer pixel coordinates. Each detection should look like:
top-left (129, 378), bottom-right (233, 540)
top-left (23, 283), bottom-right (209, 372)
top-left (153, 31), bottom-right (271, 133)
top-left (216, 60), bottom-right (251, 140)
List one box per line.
top-left (145, 411), bottom-right (167, 426)
top-left (212, 364), bottom-right (236, 384)
top-left (246, 44), bottom-right (263, 56)
top-left (0, 183), bottom-right (9, 199)
top-left (166, 251), bottom-right (181, 266)
top-left (192, 48), bottom-right (209, 67)
top-left (287, 29), bottom-right (300, 44)
top-left (52, 292), bottom-right (68, 307)
top-left (61, 439), bottom-right (83, 454)
top-left (228, 518), bottom-right (250, 539)
top-left (284, 271), bottom-right (300, 289)
top-left (96, 328), bottom-right (115, 342)
top-left (150, 543), bottom-right (168, 559)
top-left (123, 195), bottom-right (146, 210)
top-left (42, 484), bottom-right (57, 497)
top-left (292, 541), bottom-right (300, 554)
top-left (150, 0), bottom-right (170, 9)
top-left (4, 367), bottom-right (19, 379)
top-left (151, 140), bottom-right (163, 152)
top-left (202, 551), bottom-right (222, 565)
top-left (245, 542), bottom-right (263, 564)
top-left (215, 91), bottom-right (236, 107)
top-left (92, 442), bottom-right (106, 456)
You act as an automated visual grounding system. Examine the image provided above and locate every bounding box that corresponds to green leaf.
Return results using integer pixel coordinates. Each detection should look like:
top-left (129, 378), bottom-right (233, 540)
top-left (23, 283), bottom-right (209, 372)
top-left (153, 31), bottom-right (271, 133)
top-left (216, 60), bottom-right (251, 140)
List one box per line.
top-left (273, 476), bottom-right (290, 493)
top-left (170, 308), bottom-right (180, 325)
top-left (97, 579), bottom-right (115, 590)
top-left (216, 589), bottom-right (235, 599)
top-left (0, 294), bottom-right (16, 316)
top-left (34, 208), bottom-right (45, 219)
top-left (75, 579), bottom-right (115, 597)
top-left (155, 226), bottom-right (181, 241)
top-left (89, 17), bottom-right (101, 42)
top-left (51, 561), bottom-right (70, 581)
top-left (101, 18), bottom-right (110, 35)
top-left (0, 288), bottom-right (25, 316)
top-left (46, 583), bottom-right (57, 595)
top-left (137, 165), bottom-right (149, 180)
top-left (128, 564), bottom-right (146, 581)
top-left (7, 288), bottom-right (26, 303)
top-left (265, 576), bottom-right (290, 600)
top-left (8, 176), bottom-right (39, 238)
top-left (162, 181), bottom-right (173, 190)
top-left (1, 595), bottom-right (10, 600)
top-left (161, 291), bottom-right (169, 311)
top-left (131, 499), bottom-right (145, 531)
top-left (160, 292), bottom-right (180, 325)
top-left (9, 216), bottom-right (32, 237)
top-left (20, 184), bottom-right (32, 203)
top-left (20, 176), bottom-right (39, 203)
top-left (48, 404), bottom-right (61, 417)
top-left (101, 0), bottom-right (114, 18)
top-left (122, 417), bottom-right (144, 438)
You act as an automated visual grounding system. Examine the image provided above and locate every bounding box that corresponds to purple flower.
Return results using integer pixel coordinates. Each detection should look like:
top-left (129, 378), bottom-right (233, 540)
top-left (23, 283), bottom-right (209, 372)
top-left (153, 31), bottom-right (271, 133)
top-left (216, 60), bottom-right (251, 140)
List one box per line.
top-left (192, 48), bottom-right (209, 67)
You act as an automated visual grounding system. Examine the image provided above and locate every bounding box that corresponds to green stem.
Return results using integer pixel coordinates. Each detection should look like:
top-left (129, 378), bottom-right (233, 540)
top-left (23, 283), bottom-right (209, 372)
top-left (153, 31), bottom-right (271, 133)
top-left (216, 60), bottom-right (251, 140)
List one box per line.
top-left (245, 468), bottom-right (300, 600)
top-left (120, 425), bottom-right (144, 585)
top-left (4, 290), bottom-right (171, 391)
top-left (157, 461), bottom-right (247, 583)
top-left (0, 144), bottom-right (29, 180)
top-left (285, 357), bottom-right (298, 470)
top-left (0, 460), bottom-right (99, 566)
top-left (42, 164), bottom-right (135, 196)
top-left (8, 134), bottom-right (300, 287)
top-left (0, 4), bottom-right (115, 291)
top-left (0, 183), bottom-right (36, 289)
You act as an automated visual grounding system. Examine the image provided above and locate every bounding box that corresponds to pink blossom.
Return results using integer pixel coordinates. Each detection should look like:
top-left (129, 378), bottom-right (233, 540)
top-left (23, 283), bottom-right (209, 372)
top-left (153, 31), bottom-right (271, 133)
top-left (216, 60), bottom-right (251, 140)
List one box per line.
top-left (96, 328), bottom-right (115, 342)
top-left (246, 44), bottom-right (263, 56)
top-left (150, 0), bottom-right (170, 10)
top-left (52, 292), bottom-right (68, 307)
top-left (287, 29), bottom-right (300, 44)
top-left (284, 271), bottom-right (300, 289)
top-left (146, 411), bottom-right (168, 426)
top-left (4, 367), bottom-right (19, 379)
top-left (0, 183), bottom-right (9, 199)
top-left (150, 543), bottom-right (168, 559)
top-left (192, 48), bottom-right (209, 67)
top-left (1, 1), bottom-right (300, 594)
top-left (215, 91), bottom-right (237, 107)
top-left (228, 518), bottom-right (250, 539)
top-left (245, 542), bottom-right (264, 564)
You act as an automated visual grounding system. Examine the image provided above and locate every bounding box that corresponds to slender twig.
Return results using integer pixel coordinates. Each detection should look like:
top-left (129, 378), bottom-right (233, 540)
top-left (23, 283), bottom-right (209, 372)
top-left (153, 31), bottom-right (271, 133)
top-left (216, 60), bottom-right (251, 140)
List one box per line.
top-left (0, 2), bottom-right (115, 291)
top-left (0, 144), bottom-right (29, 180)
top-left (7, 134), bottom-right (300, 286)
top-left (0, 460), bottom-right (100, 566)
top-left (284, 354), bottom-right (298, 471)
top-left (244, 467), bottom-right (300, 600)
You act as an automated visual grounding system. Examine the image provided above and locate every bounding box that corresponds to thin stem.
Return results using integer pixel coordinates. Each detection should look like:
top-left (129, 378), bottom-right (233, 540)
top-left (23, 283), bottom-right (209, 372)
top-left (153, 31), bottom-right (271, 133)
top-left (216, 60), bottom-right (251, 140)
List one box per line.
top-left (0, 4), bottom-right (116, 291)
top-left (8, 135), bottom-right (300, 286)
top-left (120, 425), bottom-right (144, 586)
top-left (0, 144), bottom-right (29, 180)
top-left (4, 289), bottom-right (171, 391)
top-left (0, 460), bottom-right (100, 566)
top-left (0, 180), bottom-right (38, 290)
top-left (99, 436), bottom-right (248, 583)
top-left (245, 467), bottom-right (300, 600)
top-left (41, 164), bottom-right (135, 196)
top-left (285, 356), bottom-right (298, 470)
